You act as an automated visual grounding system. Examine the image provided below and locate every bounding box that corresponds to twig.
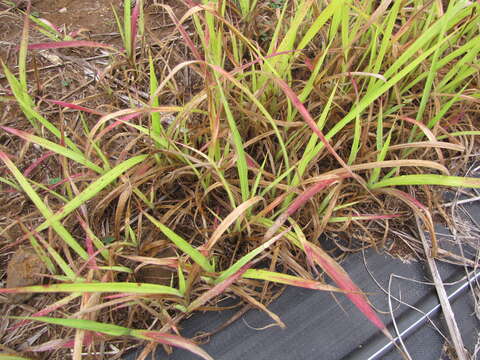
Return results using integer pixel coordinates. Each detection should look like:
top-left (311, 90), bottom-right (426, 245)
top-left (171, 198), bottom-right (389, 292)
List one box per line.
top-left (414, 213), bottom-right (468, 360)
top-left (442, 195), bottom-right (480, 208)
top-left (0, 53), bottom-right (113, 79)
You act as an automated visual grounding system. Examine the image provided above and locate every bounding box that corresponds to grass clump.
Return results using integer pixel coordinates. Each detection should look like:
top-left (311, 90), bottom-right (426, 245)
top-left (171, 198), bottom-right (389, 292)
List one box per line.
top-left (0, 0), bottom-right (479, 358)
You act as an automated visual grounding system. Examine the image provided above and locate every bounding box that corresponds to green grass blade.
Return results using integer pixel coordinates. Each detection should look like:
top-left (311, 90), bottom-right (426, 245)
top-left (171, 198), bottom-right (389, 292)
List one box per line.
top-left (2, 127), bottom-right (103, 173)
top-left (208, 64), bottom-right (289, 175)
top-left (0, 176), bottom-right (20, 191)
top-left (297, 0), bottom-right (343, 49)
top-left (266, 1), bottom-right (288, 56)
top-left (324, 32), bottom-right (452, 147)
top-left (124, 0), bottom-right (132, 57)
top-left (267, 0), bottom-right (314, 78)
top-left (215, 229), bottom-right (287, 283)
top-left (400, 35), bottom-right (479, 95)
top-left (299, 40), bottom-right (333, 103)
top-left (0, 151), bottom-right (89, 262)
top-left (144, 212), bottom-right (213, 272)
top-left (371, 174), bottom-right (480, 189)
top-left (18, 4), bottom-right (30, 92)
top-left (437, 131), bottom-right (480, 140)
top-left (242, 269), bottom-right (340, 292)
top-left (12, 316), bottom-right (131, 336)
top-left (3, 282), bottom-right (182, 296)
top-left (2, 64), bottom-right (81, 153)
top-left (428, 88), bottom-right (465, 129)
top-left (35, 155), bottom-right (147, 234)
top-left (178, 264), bottom-right (186, 295)
top-left (214, 75), bottom-right (249, 203)
top-left (286, 83), bottom-right (338, 206)
top-left (369, 122), bottom-right (394, 185)
top-left (29, 15), bottom-right (62, 40)
top-left (9, 316), bottom-right (212, 359)
top-left (149, 52), bottom-right (162, 143)
top-left (347, 112), bottom-right (361, 165)
top-left (0, 355), bottom-right (33, 360)
top-left (366, 0), bottom-right (401, 90)
top-left (112, 5), bottom-right (125, 48)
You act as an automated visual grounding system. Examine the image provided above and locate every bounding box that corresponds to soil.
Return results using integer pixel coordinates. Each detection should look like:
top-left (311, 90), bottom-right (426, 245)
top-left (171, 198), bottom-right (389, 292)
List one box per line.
top-left (32, 0), bottom-right (116, 34)
top-left (5, 246), bottom-right (46, 303)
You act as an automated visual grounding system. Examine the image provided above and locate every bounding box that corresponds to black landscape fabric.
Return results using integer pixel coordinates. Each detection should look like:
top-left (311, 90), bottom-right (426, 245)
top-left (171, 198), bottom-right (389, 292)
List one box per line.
top-left (125, 224), bottom-right (479, 360)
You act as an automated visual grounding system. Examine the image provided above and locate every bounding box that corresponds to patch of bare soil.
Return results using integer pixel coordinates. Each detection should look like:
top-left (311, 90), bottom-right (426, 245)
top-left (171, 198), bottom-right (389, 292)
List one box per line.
top-left (6, 247), bottom-right (46, 303)
top-left (0, 5), bottom-right (22, 63)
top-left (32, 0), bottom-right (116, 34)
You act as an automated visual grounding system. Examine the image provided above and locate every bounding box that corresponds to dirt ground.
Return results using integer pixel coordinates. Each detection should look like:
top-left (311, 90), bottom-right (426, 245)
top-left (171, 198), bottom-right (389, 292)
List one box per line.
top-left (32, 0), bottom-right (116, 33)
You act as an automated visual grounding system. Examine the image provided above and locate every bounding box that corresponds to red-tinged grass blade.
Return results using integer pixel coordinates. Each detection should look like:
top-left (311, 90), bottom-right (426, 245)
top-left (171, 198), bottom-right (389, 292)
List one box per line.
top-left (10, 293), bottom-right (81, 330)
top-left (134, 331), bottom-right (213, 360)
top-left (375, 187), bottom-right (438, 256)
top-left (77, 215), bottom-right (109, 260)
top-left (88, 106), bottom-right (183, 145)
top-left (57, 331), bottom-right (96, 349)
top-left (130, 0), bottom-right (141, 56)
top-left (95, 112), bottom-right (143, 142)
top-left (187, 264), bottom-right (251, 312)
top-left (376, 188), bottom-right (428, 211)
top-left (47, 100), bottom-right (105, 116)
top-left (286, 178), bottom-right (346, 217)
top-left (83, 233), bottom-right (98, 270)
top-left (36, 18), bottom-right (62, 34)
top-left (0, 282), bottom-right (183, 297)
top-left (27, 339), bottom-right (72, 352)
top-left (122, 255), bottom-right (178, 268)
top-left (10, 317), bottom-right (212, 360)
top-left (264, 177), bottom-right (344, 241)
top-left (31, 334), bottom-right (99, 352)
top-left (48, 173), bottom-right (83, 190)
top-left (103, 293), bottom-right (136, 300)
top-left (1, 126), bottom-right (103, 174)
top-left (245, 154), bottom-right (259, 169)
top-left (304, 242), bottom-right (387, 332)
top-left (68, 28), bottom-right (89, 39)
top-left (27, 41), bottom-right (117, 52)
top-left (242, 269), bottom-right (341, 292)
top-left (23, 150), bottom-right (54, 177)
top-left (160, 4), bottom-right (203, 61)
top-left (272, 77), bottom-right (364, 185)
